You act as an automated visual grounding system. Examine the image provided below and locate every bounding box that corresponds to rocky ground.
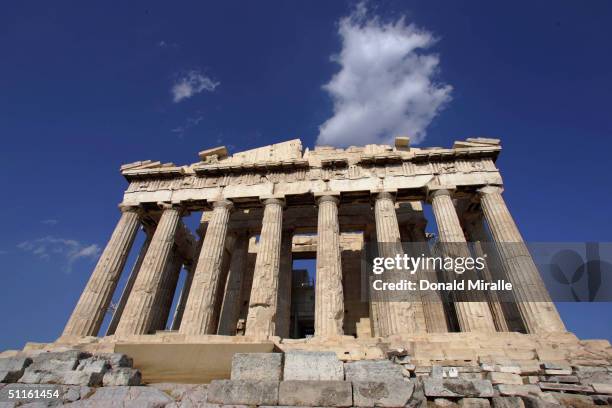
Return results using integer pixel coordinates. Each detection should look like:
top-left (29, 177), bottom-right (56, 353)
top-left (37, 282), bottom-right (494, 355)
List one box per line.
top-left (1, 348), bottom-right (611, 407)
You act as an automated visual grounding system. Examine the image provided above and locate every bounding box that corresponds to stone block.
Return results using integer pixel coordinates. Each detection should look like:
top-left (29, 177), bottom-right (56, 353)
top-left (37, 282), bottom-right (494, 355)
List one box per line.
top-left (0, 357), bottom-right (32, 383)
top-left (352, 380), bottom-right (414, 407)
top-left (208, 380), bottom-right (279, 405)
top-left (62, 370), bottom-right (103, 386)
top-left (278, 380), bottom-right (352, 407)
top-left (591, 382), bottom-right (612, 394)
top-left (538, 375), bottom-right (578, 383)
top-left (459, 398), bottom-right (491, 408)
top-left (523, 376), bottom-right (539, 385)
top-left (231, 353), bottom-right (282, 381)
top-left (491, 397), bottom-right (525, 408)
top-left (592, 394), bottom-right (612, 405)
top-left (538, 382), bottom-right (593, 393)
top-left (488, 372), bottom-right (523, 385)
top-left (521, 396), bottom-right (562, 408)
top-left (28, 351), bottom-right (88, 372)
top-left (496, 384), bottom-right (542, 397)
top-left (345, 360), bottom-right (404, 382)
top-left (81, 385), bottom-right (174, 406)
top-left (18, 370), bottom-right (64, 384)
top-left (102, 368), bottom-right (141, 386)
top-left (548, 391), bottom-right (594, 407)
top-left (283, 351), bottom-right (344, 381)
top-left (96, 353), bottom-right (133, 368)
top-left (423, 379), bottom-right (494, 398)
top-left (434, 398), bottom-right (460, 408)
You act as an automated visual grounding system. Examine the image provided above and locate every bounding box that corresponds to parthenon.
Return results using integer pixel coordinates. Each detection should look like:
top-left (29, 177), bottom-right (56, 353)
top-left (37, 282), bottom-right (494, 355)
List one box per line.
top-left (60, 136), bottom-right (566, 342)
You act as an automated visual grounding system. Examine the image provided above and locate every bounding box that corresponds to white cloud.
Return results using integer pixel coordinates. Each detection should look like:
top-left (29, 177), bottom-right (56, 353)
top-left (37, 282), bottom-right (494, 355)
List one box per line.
top-left (17, 236), bottom-right (101, 272)
top-left (171, 70), bottom-right (219, 103)
top-left (41, 219), bottom-right (59, 225)
top-left (316, 3), bottom-right (452, 147)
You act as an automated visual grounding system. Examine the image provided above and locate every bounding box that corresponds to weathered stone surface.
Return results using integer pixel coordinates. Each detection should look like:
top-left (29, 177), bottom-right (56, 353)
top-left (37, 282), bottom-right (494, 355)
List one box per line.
top-left (64, 386), bottom-right (174, 407)
top-left (423, 379), bottom-right (494, 398)
top-left (592, 394), bottom-right (612, 405)
top-left (102, 368), bottom-right (141, 386)
top-left (345, 360), bottom-right (404, 382)
top-left (352, 380), bottom-right (414, 407)
top-left (62, 370), bottom-right (104, 386)
top-left (491, 397), bottom-right (525, 408)
top-left (496, 384), bottom-right (543, 397)
top-left (434, 398), bottom-right (460, 408)
top-left (278, 380), bottom-right (352, 407)
top-left (96, 353), bottom-right (133, 368)
top-left (521, 396), bottom-right (562, 408)
top-left (230, 353), bottom-right (282, 381)
top-left (538, 382), bottom-right (593, 393)
top-left (283, 351), bottom-right (344, 381)
top-left (27, 351), bottom-right (89, 372)
top-left (0, 357), bottom-right (32, 383)
top-left (548, 392), bottom-right (594, 408)
top-left (459, 398), bottom-right (491, 408)
top-left (207, 380), bottom-right (278, 405)
top-left (539, 375), bottom-right (579, 383)
top-left (590, 382), bottom-right (612, 394)
top-left (488, 372), bottom-right (523, 385)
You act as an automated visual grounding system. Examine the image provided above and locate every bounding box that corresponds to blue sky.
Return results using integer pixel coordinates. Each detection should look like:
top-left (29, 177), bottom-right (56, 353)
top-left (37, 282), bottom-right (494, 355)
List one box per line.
top-left (1, 1), bottom-right (611, 350)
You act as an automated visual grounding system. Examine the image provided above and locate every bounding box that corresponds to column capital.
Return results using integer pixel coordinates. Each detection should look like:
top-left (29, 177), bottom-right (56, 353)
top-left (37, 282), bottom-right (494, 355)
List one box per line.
top-left (261, 196), bottom-right (285, 207)
top-left (315, 192), bottom-right (340, 205)
top-left (477, 185), bottom-right (504, 196)
top-left (212, 199), bottom-right (234, 211)
top-left (372, 190), bottom-right (396, 202)
top-left (157, 202), bottom-right (185, 212)
top-left (426, 185), bottom-right (455, 202)
top-left (118, 204), bottom-right (141, 214)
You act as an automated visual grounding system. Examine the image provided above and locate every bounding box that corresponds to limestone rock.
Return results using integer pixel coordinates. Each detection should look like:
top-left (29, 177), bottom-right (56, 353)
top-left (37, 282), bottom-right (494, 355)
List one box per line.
top-left (459, 398), bottom-right (491, 408)
top-left (434, 398), bottom-right (461, 408)
top-left (96, 353), bottom-right (133, 368)
top-left (207, 380), bottom-right (278, 405)
top-left (345, 360), bottom-right (404, 382)
top-left (0, 357), bottom-right (32, 383)
top-left (591, 382), bottom-right (612, 394)
top-left (278, 380), bottom-right (352, 407)
top-left (65, 386), bottom-right (174, 407)
top-left (423, 379), bottom-right (494, 398)
top-left (62, 370), bottom-right (104, 387)
top-left (231, 353), bottom-right (282, 381)
top-left (538, 382), bottom-right (593, 393)
top-left (102, 368), bottom-right (141, 386)
top-left (283, 351), bottom-right (344, 381)
top-left (491, 397), bottom-right (525, 408)
top-left (496, 384), bottom-right (543, 397)
top-left (352, 380), bottom-right (414, 407)
top-left (521, 396), bottom-right (562, 408)
top-left (488, 372), bottom-right (523, 385)
top-left (548, 391), bottom-right (594, 408)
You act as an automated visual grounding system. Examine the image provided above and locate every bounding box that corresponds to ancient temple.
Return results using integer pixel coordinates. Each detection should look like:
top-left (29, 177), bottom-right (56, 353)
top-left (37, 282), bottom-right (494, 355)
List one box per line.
top-left (61, 137), bottom-right (565, 342)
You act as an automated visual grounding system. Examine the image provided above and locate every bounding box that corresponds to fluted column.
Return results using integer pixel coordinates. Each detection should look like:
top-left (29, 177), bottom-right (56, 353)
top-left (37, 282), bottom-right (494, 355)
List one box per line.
top-left (115, 204), bottom-right (182, 336)
top-left (150, 248), bottom-right (183, 332)
top-left (478, 185), bottom-right (565, 333)
top-left (314, 195), bottom-right (344, 336)
top-left (245, 198), bottom-right (284, 337)
top-left (106, 229), bottom-right (153, 336)
top-left (409, 224), bottom-right (449, 333)
top-left (217, 232), bottom-right (250, 335)
top-left (179, 200), bottom-right (233, 335)
top-left (63, 206), bottom-right (140, 337)
top-left (463, 214), bottom-right (510, 332)
top-left (374, 192), bottom-right (426, 336)
top-left (275, 228), bottom-right (294, 338)
top-left (430, 188), bottom-right (496, 332)
top-left (170, 263), bottom-right (194, 330)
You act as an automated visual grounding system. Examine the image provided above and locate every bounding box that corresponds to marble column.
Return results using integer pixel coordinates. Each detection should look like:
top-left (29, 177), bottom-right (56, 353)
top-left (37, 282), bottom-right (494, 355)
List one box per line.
top-left (179, 200), bottom-right (233, 335)
top-left (314, 195), bottom-right (344, 336)
top-left (463, 214), bottom-right (510, 332)
top-left (170, 262), bottom-right (194, 331)
top-left (245, 197), bottom-right (284, 337)
top-left (430, 188), bottom-right (496, 332)
top-left (374, 192), bottom-right (426, 336)
top-left (115, 204), bottom-right (181, 336)
top-left (409, 223), bottom-right (449, 333)
top-left (63, 206), bottom-right (140, 337)
top-left (217, 232), bottom-right (250, 335)
top-left (106, 228), bottom-right (153, 336)
top-left (275, 228), bottom-right (294, 338)
top-left (478, 185), bottom-right (566, 333)
top-left (150, 247), bottom-right (183, 332)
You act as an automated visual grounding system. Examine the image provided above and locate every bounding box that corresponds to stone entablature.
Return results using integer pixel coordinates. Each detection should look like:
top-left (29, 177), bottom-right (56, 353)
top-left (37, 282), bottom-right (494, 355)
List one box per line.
top-left (120, 138), bottom-right (502, 207)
